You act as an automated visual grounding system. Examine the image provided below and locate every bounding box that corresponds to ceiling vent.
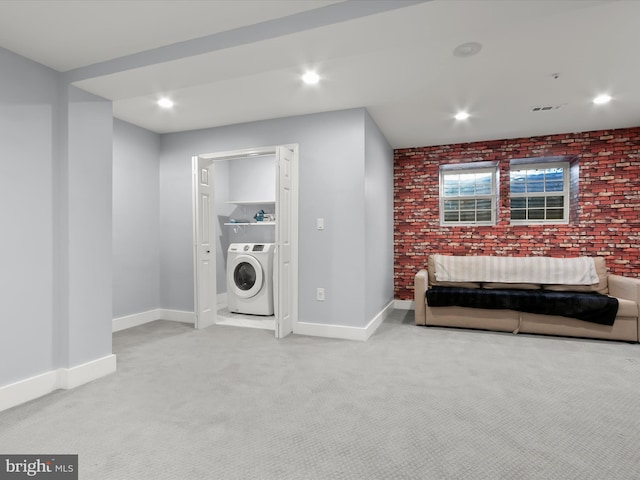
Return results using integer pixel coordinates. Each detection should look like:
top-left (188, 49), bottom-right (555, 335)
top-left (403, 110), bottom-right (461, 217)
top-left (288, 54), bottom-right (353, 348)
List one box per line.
top-left (530, 104), bottom-right (567, 112)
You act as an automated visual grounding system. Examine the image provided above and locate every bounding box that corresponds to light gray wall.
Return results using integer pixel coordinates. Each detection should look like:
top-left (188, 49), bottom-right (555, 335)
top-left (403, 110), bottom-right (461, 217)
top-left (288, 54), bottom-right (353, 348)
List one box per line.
top-left (0, 49), bottom-right (114, 387)
top-left (65, 85), bottom-right (113, 366)
top-left (159, 109), bottom-right (368, 327)
top-left (364, 111), bottom-right (394, 321)
top-left (112, 119), bottom-right (160, 318)
top-left (228, 155), bottom-right (276, 202)
top-left (0, 47), bottom-right (57, 386)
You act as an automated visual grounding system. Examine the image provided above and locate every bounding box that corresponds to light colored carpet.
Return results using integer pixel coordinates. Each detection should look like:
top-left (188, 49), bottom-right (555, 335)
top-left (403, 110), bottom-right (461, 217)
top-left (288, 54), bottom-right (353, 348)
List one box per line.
top-left (1, 311), bottom-right (640, 479)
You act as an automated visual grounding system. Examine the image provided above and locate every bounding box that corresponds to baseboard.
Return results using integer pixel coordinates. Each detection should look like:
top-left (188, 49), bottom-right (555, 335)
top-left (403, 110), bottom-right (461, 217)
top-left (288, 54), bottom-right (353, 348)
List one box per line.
top-left (363, 300), bottom-right (394, 340)
top-left (112, 309), bottom-right (162, 332)
top-left (113, 309), bottom-right (195, 332)
top-left (295, 300), bottom-right (393, 342)
top-left (0, 354), bottom-right (116, 413)
top-left (394, 299), bottom-right (415, 310)
top-left (57, 354), bottom-right (117, 390)
top-left (160, 309), bottom-right (196, 324)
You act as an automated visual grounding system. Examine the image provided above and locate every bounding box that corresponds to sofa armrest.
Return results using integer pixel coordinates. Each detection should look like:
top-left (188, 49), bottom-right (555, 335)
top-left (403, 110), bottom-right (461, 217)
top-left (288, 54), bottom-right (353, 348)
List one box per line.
top-left (609, 274), bottom-right (640, 307)
top-left (414, 269), bottom-right (428, 325)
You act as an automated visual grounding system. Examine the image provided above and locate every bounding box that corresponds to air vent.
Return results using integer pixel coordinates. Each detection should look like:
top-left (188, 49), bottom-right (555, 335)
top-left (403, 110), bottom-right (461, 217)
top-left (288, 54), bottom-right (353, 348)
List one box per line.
top-left (530, 104), bottom-right (567, 112)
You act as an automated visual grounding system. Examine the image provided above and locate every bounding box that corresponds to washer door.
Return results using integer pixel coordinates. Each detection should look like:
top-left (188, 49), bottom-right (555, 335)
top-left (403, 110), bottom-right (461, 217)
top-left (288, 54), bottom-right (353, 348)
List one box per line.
top-left (230, 254), bottom-right (263, 299)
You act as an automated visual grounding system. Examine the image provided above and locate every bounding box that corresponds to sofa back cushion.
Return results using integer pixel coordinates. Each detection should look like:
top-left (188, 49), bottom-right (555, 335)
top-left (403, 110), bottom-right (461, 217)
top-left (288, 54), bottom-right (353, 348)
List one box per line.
top-left (427, 255), bottom-right (608, 294)
top-left (543, 256), bottom-right (609, 294)
top-left (427, 255), bottom-right (481, 289)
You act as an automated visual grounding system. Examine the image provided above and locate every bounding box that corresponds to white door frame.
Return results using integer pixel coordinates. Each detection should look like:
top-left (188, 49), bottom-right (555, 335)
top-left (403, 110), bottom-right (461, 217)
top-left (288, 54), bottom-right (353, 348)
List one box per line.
top-left (191, 144), bottom-right (299, 337)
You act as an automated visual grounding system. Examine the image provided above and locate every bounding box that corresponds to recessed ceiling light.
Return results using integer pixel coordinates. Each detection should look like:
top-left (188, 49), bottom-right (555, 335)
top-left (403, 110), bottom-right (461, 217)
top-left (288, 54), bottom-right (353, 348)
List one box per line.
top-left (453, 42), bottom-right (482, 58)
top-left (301, 71), bottom-right (320, 85)
top-left (593, 94), bottom-right (612, 105)
top-left (454, 111), bottom-right (470, 121)
top-left (157, 97), bottom-right (174, 108)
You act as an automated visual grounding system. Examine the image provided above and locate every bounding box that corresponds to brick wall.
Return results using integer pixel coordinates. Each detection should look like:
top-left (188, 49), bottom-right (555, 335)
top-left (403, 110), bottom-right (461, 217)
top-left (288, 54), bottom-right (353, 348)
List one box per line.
top-left (394, 127), bottom-right (640, 300)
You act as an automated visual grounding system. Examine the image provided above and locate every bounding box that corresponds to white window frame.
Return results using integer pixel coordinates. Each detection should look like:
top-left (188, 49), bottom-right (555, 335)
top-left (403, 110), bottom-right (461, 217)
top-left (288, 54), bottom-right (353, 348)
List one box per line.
top-left (509, 160), bottom-right (570, 225)
top-left (439, 162), bottom-right (499, 226)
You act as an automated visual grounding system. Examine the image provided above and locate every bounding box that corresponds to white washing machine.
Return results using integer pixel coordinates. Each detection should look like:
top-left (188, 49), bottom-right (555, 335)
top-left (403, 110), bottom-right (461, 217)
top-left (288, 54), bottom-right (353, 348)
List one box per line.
top-left (227, 243), bottom-right (275, 315)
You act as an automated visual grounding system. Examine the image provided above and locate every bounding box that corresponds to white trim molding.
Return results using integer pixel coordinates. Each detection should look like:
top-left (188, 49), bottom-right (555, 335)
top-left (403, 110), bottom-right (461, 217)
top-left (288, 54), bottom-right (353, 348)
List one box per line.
top-left (160, 309), bottom-right (196, 324)
top-left (112, 309), bottom-right (162, 332)
top-left (0, 354), bottom-right (116, 413)
top-left (295, 301), bottom-right (393, 342)
top-left (112, 309), bottom-right (196, 332)
top-left (57, 354), bottom-right (117, 390)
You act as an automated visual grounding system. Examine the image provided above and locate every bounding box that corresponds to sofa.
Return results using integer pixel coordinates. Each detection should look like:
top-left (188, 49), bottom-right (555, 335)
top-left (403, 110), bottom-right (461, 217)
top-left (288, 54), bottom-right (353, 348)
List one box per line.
top-left (414, 255), bottom-right (640, 342)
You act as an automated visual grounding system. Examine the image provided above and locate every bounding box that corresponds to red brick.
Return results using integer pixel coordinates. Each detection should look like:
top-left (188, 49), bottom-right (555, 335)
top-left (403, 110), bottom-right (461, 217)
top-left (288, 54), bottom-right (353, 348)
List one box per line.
top-left (393, 126), bottom-right (640, 300)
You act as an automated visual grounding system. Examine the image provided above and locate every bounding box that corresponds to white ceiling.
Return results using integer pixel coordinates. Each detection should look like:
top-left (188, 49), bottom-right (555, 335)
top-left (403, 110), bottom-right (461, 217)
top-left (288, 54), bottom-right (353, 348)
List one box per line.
top-left (0, 0), bottom-right (638, 148)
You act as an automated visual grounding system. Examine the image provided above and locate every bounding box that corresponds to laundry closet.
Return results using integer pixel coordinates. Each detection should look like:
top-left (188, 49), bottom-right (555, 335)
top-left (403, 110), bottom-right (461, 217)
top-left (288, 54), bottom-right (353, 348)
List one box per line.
top-left (213, 154), bottom-right (277, 330)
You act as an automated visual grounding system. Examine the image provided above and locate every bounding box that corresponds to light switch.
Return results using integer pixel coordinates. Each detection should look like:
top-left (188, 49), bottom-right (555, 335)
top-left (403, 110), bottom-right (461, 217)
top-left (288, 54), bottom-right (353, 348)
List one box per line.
top-left (317, 217), bottom-right (325, 230)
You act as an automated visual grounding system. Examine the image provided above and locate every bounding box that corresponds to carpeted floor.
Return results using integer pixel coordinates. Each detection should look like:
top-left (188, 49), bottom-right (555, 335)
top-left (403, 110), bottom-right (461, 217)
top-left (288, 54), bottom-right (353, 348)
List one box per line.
top-left (1, 310), bottom-right (640, 479)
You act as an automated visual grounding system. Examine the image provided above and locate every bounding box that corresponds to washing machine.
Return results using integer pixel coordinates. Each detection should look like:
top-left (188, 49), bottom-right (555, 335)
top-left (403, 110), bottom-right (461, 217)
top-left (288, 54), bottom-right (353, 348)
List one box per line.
top-left (227, 243), bottom-right (275, 315)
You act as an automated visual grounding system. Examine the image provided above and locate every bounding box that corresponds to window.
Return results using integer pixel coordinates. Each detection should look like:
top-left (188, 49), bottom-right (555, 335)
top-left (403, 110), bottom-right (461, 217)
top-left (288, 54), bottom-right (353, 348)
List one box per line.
top-left (440, 162), bottom-right (498, 225)
top-left (509, 161), bottom-right (569, 224)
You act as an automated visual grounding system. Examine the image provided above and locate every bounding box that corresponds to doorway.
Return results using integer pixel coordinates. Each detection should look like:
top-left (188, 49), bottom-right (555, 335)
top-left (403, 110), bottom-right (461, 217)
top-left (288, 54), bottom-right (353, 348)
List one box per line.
top-left (192, 145), bottom-right (298, 338)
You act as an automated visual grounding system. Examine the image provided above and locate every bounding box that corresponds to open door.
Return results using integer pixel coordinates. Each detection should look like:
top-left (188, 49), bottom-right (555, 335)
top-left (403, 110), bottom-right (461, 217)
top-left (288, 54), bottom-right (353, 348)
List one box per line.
top-left (274, 146), bottom-right (297, 338)
top-left (192, 156), bottom-right (216, 329)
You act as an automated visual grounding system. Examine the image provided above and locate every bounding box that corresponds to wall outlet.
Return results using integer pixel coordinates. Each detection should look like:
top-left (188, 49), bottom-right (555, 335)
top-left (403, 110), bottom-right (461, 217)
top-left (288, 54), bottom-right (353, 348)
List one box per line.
top-left (316, 287), bottom-right (325, 301)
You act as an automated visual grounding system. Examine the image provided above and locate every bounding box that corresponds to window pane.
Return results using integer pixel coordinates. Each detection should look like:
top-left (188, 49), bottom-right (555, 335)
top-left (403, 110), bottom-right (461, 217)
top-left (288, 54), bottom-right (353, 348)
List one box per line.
top-left (477, 211), bottom-right (492, 222)
top-left (443, 175), bottom-right (459, 197)
top-left (460, 199), bottom-right (476, 210)
top-left (511, 209), bottom-right (526, 220)
top-left (527, 182), bottom-right (544, 193)
top-left (527, 169), bottom-right (545, 181)
top-left (546, 181), bottom-right (563, 192)
top-left (511, 198), bottom-right (526, 209)
top-left (444, 212), bottom-right (459, 222)
top-left (546, 196), bottom-right (564, 207)
top-left (510, 183), bottom-right (526, 194)
top-left (475, 183), bottom-right (491, 195)
top-left (528, 197), bottom-right (545, 208)
top-left (444, 174), bottom-right (459, 184)
top-left (545, 169), bottom-right (563, 181)
top-left (460, 211), bottom-right (475, 222)
top-left (546, 209), bottom-right (564, 220)
top-left (444, 200), bottom-right (459, 211)
top-left (510, 171), bottom-right (526, 182)
top-left (459, 183), bottom-right (475, 196)
top-left (476, 199), bottom-right (492, 210)
top-left (528, 209), bottom-right (544, 220)
top-left (475, 173), bottom-right (492, 194)
top-left (459, 173), bottom-right (480, 196)
top-left (443, 185), bottom-right (458, 196)
top-left (510, 171), bottom-right (526, 191)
